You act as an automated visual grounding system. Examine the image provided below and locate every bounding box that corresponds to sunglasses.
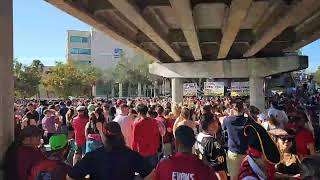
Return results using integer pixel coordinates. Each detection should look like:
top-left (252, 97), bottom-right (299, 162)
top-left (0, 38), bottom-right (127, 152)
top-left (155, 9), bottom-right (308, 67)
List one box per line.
top-left (279, 137), bottom-right (294, 142)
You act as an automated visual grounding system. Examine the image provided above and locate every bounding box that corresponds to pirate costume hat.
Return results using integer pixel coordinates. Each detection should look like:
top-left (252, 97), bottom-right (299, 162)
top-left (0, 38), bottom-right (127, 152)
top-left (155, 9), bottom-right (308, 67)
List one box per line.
top-left (244, 122), bottom-right (280, 164)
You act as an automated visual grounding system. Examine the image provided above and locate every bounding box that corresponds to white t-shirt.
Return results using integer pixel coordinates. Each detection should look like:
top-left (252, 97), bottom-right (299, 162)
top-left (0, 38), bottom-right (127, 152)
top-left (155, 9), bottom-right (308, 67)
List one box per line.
top-left (113, 114), bottom-right (133, 146)
top-left (267, 107), bottom-right (288, 128)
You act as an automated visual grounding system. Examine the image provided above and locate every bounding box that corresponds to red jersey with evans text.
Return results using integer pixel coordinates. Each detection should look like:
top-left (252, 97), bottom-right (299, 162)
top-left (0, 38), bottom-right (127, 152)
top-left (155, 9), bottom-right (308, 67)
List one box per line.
top-left (154, 152), bottom-right (218, 180)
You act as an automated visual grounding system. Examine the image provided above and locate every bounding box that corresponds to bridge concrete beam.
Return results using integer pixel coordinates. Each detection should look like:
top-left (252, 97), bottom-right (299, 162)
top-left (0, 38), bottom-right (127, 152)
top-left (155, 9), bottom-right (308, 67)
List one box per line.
top-left (218, 0), bottom-right (252, 59)
top-left (151, 56), bottom-right (307, 112)
top-left (244, 0), bottom-right (320, 57)
top-left (170, 0), bottom-right (202, 60)
top-left (149, 56), bottom-right (308, 79)
top-left (107, 0), bottom-right (181, 61)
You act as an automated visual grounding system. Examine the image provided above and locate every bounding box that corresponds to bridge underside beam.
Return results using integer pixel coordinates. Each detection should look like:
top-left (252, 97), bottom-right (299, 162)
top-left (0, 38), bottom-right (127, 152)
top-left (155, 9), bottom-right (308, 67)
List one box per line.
top-left (149, 56), bottom-right (308, 78)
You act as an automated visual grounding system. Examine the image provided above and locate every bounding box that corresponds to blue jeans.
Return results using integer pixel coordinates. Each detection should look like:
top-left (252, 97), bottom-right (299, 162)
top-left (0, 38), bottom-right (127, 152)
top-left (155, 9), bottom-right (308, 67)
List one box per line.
top-left (86, 138), bottom-right (103, 153)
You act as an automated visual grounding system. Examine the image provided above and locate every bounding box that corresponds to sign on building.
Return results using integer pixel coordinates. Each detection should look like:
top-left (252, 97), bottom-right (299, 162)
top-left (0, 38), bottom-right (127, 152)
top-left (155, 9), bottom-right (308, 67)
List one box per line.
top-left (183, 83), bottom-right (198, 97)
top-left (204, 82), bottom-right (224, 96)
top-left (231, 82), bottom-right (249, 96)
top-left (113, 48), bottom-right (123, 58)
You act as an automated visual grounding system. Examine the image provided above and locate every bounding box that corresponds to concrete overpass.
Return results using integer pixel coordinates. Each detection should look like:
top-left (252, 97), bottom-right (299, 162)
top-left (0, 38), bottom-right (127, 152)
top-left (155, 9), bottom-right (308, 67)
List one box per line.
top-left (1, 0), bottom-right (320, 161)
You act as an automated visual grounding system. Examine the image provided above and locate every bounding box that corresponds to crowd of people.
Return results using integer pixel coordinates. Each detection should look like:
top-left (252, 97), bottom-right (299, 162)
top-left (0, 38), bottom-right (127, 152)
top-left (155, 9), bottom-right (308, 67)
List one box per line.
top-left (3, 83), bottom-right (320, 180)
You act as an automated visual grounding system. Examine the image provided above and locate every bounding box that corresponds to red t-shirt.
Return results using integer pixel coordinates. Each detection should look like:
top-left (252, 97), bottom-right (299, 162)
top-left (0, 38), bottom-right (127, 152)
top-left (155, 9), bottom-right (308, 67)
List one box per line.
top-left (154, 152), bottom-right (218, 180)
top-left (16, 146), bottom-right (45, 180)
top-left (29, 159), bottom-right (71, 180)
top-left (131, 117), bottom-right (160, 156)
top-left (72, 115), bottom-right (89, 145)
top-left (295, 127), bottom-right (314, 158)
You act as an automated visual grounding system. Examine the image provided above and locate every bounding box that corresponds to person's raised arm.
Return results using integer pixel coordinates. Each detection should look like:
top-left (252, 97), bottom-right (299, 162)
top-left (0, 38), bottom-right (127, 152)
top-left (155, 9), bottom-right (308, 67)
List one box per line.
top-left (67, 152), bottom-right (92, 180)
top-left (307, 142), bottom-right (316, 155)
top-left (85, 122), bottom-right (90, 139)
top-left (144, 169), bottom-right (155, 180)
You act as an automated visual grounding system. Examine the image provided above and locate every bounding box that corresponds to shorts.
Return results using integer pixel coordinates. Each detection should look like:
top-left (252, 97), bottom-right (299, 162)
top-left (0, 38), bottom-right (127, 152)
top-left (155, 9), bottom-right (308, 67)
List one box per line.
top-left (75, 144), bottom-right (86, 156)
top-left (212, 155), bottom-right (228, 172)
top-left (226, 150), bottom-right (246, 179)
top-left (163, 143), bottom-right (172, 157)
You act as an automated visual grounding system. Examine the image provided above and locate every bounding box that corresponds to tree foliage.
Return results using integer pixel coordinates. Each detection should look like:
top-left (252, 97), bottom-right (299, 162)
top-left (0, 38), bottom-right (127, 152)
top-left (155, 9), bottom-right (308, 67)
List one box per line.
top-left (14, 53), bottom-right (162, 98)
top-left (42, 61), bottom-right (101, 97)
top-left (314, 67), bottom-right (320, 85)
top-left (14, 59), bottom-right (44, 98)
top-left (112, 54), bottom-right (154, 85)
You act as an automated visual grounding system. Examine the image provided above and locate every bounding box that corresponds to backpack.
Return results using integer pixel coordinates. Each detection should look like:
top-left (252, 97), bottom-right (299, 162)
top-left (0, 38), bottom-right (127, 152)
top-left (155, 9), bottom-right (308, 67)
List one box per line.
top-left (34, 160), bottom-right (69, 180)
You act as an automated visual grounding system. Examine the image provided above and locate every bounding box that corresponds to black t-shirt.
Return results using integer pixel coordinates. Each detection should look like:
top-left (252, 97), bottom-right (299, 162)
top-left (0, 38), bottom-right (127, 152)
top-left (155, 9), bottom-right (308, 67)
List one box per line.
top-left (222, 115), bottom-right (249, 154)
top-left (86, 121), bottom-right (99, 135)
top-left (59, 106), bottom-right (69, 125)
top-left (25, 110), bottom-right (40, 122)
top-left (68, 147), bottom-right (153, 180)
top-left (195, 132), bottom-right (227, 171)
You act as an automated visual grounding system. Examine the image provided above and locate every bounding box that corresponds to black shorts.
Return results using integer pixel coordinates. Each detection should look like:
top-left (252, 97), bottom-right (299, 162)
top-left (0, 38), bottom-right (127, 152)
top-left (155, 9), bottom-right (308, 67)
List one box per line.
top-left (212, 155), bottom-right (228, 172)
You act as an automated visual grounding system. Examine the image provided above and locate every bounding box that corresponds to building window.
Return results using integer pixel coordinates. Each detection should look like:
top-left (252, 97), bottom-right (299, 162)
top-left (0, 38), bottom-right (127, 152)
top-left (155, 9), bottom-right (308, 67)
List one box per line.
top-left (70, 36), bottom-right (89, 43)
top-left (70, 48), bottom-right (91, 55)
top-left (79, 60), bottom-right (92, 64)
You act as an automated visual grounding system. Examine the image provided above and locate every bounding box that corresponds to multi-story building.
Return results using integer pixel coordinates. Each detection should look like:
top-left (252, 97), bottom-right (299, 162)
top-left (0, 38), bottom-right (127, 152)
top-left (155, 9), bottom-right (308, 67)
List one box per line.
top-left (67, 29), bottom-right (135, 96)
top-left (67, 29), bottom-right (134, 69)
top-left (67, 30), bottom-right (92, 64)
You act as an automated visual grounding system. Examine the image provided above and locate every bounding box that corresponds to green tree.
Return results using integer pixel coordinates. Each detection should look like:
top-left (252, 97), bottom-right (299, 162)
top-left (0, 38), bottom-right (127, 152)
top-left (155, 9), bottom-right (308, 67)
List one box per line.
top-left (42, 62), bottom-right (102, 97)
top-left (112, 55), bottom-right (130, 84)
top-left (99, 68), bottom-right (115, 96)
top-left (76, 62), bottom-right (102, 95)
top-left (14, 59), bottom-right (44, 98)
top-left (110, 54), bottom-right (157, 96)
top-left (42, 62), bottom-right (82, 97)
top-left (314, 66), bottom-right (320, 85)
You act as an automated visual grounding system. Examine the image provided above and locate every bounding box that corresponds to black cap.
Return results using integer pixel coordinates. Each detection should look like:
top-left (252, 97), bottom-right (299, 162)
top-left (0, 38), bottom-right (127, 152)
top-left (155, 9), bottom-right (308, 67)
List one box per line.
top-left (244, 122), bottom-right (280, 164)
top-left (175, 125), bottom-right (195, 148)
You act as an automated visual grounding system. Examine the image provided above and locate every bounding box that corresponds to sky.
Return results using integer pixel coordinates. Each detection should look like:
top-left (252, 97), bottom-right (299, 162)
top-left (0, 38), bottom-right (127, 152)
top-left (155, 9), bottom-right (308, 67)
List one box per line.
top-left (13, 0), bottom-right (90, 66)
top-left (14, 0), bottom-right (320, 71)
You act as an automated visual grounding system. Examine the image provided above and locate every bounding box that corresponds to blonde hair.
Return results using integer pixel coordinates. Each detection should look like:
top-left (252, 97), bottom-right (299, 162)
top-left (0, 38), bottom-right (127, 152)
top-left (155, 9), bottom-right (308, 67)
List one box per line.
top-left (268, 115), bottom-right (279, 127)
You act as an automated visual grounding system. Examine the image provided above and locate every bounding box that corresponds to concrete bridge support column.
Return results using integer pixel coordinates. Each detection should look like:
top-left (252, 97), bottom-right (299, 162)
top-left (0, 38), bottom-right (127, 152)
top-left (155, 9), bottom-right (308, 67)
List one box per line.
top-left (150, 56), bottom-right (308, 113)
top-left (153, 86), bottom-right (157, 98)
top-left (0, 0), bottom-right (14, 165)
top-left (119, 83), bottom-right (123, 98)
top-left (249, 76), bottom-right (265, 112)
top-left (137, 82), bottom-right (142, 97)
top-left (111, 85), bottom-right (115, 98)
top-left (143, 84), bottom-right (147, 97)
top-left (172, 78), bottom-right (183, 113)
top-left (163, 78), bottom-right (166, 96)
top-left (92, 85), bottom-right (96, 97)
